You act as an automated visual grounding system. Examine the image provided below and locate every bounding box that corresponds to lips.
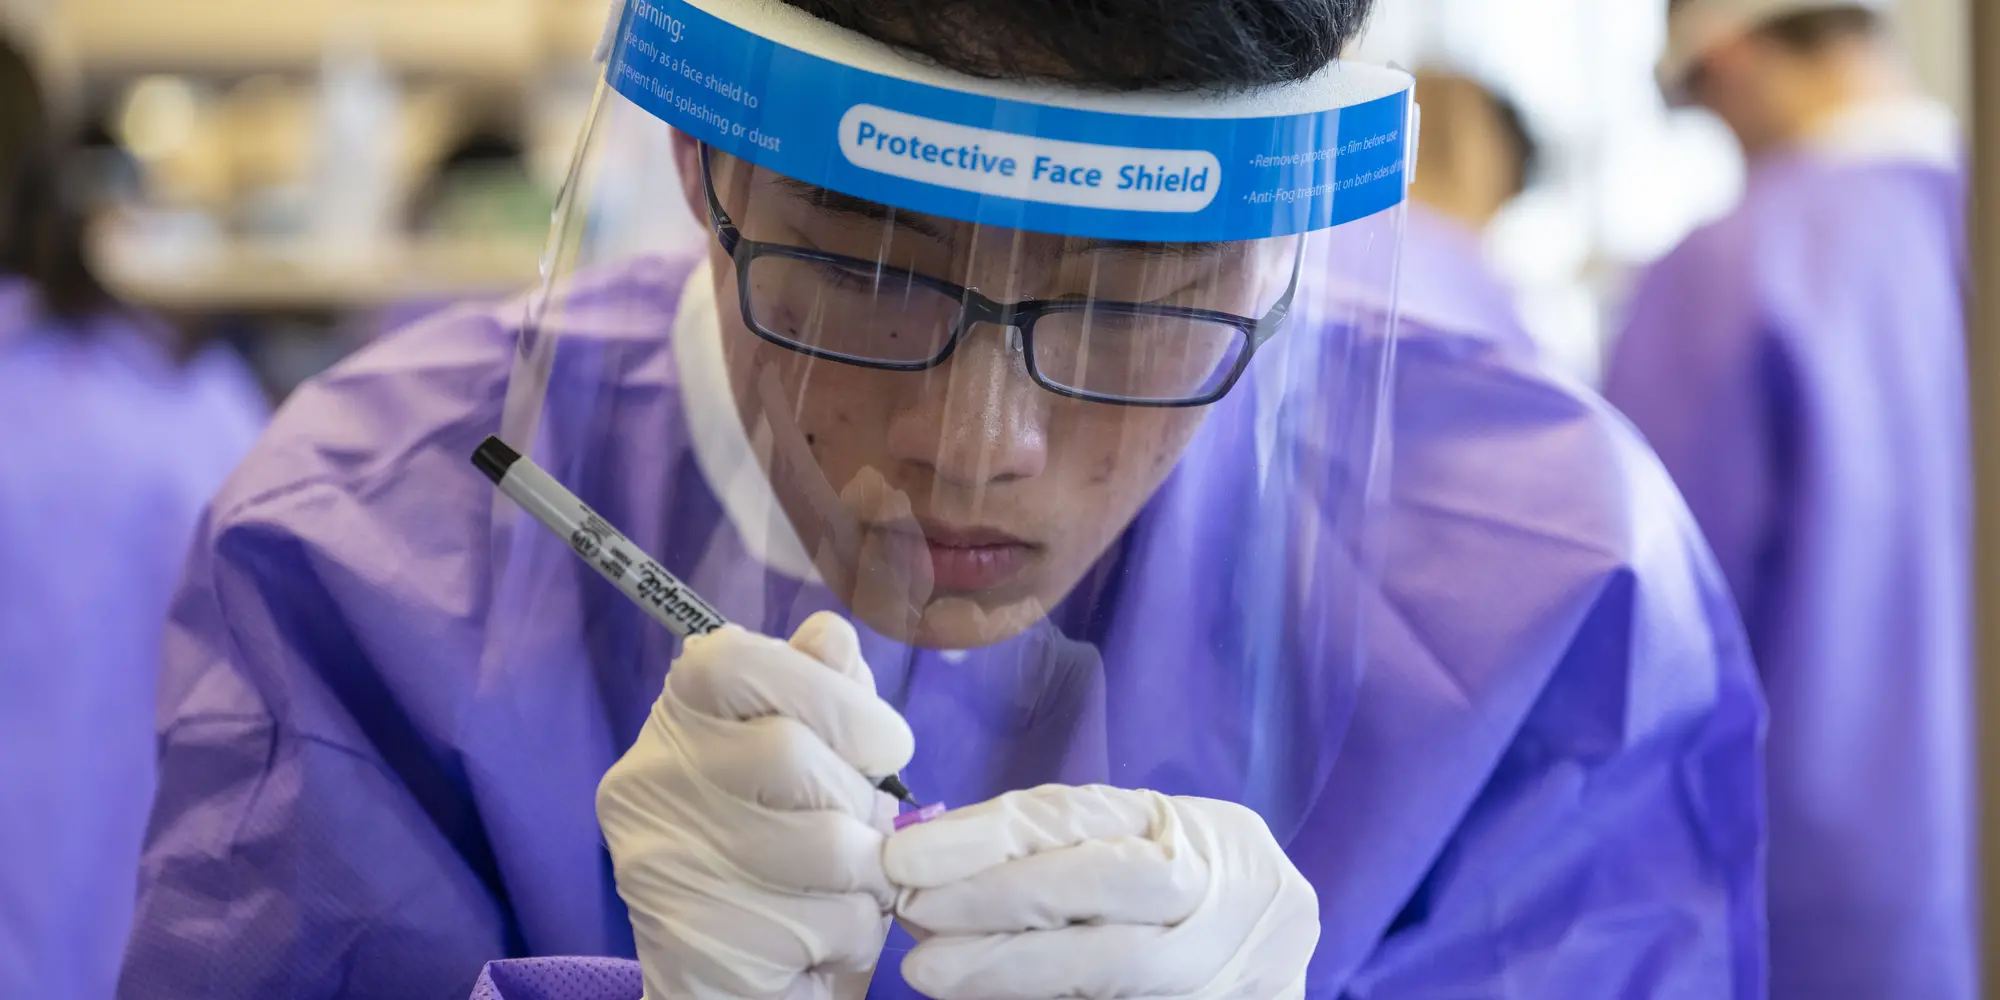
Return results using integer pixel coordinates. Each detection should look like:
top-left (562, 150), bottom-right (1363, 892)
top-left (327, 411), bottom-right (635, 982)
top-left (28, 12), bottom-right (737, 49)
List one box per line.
top-left (913, 519), bottom-right (1037, 593)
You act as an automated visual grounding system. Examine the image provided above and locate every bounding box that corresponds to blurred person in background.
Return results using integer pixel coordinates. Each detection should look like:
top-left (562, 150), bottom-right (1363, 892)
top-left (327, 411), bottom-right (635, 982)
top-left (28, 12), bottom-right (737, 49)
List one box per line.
top-left (1404, 68), bottom-right (1540, 354)
top-left (0, 31), bottom-right (268, 1000)
top-left (1604, 1), bottom-right (1969, 997)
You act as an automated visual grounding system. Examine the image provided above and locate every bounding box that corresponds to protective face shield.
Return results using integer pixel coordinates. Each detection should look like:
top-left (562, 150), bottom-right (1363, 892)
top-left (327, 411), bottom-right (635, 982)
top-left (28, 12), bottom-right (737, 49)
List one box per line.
top-left (1658, 0), bottom-right (1890, 105)
top-left (485, 0), bottom-right (1414, 838)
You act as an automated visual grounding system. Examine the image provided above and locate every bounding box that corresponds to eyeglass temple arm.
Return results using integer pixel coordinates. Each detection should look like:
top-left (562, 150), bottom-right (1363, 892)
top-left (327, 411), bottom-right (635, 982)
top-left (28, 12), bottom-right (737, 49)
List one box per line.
top-left (1251, 242), bottom-right (1309, 347)
top-left (696, 143), bottom-right (741, 254)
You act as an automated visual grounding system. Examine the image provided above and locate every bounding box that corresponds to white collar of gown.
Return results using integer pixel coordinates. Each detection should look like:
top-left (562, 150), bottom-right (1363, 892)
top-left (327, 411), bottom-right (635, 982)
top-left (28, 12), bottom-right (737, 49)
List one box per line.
top-left (1801, 95), bottom-right (1960, 171)
top-left (671, 259), bottom-right (822, 582)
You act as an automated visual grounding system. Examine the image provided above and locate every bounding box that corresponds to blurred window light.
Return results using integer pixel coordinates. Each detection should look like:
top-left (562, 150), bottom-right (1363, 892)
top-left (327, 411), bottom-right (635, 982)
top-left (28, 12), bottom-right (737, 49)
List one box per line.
top-left (119, 75), bottom-right (200, 162)
top-left (1593, 111), bottom-right (1744, 262)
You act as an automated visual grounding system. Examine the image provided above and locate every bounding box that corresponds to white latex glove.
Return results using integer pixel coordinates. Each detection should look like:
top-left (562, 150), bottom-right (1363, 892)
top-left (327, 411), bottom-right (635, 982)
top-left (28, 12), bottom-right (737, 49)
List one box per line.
top-left (597, 612), bottom-right (915, 999)
top-left (885, 785), bottom-right (1319, 1000)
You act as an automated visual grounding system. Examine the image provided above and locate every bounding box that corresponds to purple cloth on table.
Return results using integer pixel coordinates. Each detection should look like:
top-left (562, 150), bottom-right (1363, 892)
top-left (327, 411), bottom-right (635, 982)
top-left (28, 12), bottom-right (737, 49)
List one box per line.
top-left (0, 286), bottom-right (267, 1000)
top-left (117, 255), bottom-right (1764, 1000)
top-left (468, 959), bottom-right (641, 1000)
top-left (1607, 151), bottom-right (1971, 1000)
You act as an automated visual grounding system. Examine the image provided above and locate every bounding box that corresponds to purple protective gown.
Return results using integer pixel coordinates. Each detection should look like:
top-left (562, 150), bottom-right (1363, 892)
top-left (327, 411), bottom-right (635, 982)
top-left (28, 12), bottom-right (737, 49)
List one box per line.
top-left (1396, 204), bottom-right (1535, 356)
top-left (118, 253), bottom-right (1765, 1000)
top-left (0, 285), bottom-right (268, 1000)
top-left (1607, 146), bottom-right (1972, 999)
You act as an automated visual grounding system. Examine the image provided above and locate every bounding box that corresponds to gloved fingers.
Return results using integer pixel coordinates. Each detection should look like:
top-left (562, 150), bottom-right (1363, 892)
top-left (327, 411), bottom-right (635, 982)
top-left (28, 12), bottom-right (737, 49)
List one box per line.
top-left (818, 967), bottom-right (882, 1000)
top-left (719, 807), bottom-right (899, 908)
top-left (625, 907), bottom-right (794, 999)
top-left (894, 833), bottom-right (1206, 935)
top-left (607, 710), bottom-right (897, 904)
top-left (626, 888), bottom-right (888, 993)
top-left (1174, 795), bottom-right (1291, 863)
top-left (669, 623), bottom-right (915, 778)
top-left (901, 924), bottom-right (1210, 1000)
top-left (677, 707), bottom-right (887, 819)
top-left (787, 610), bottom-right (874, 686)
top-left (781, 890), bottom-right (895, 974)
top-left (1168, 798), bottom-right (1321, 938)
top-left (609, 802), bottom-right (896, 913)
top-left (884, 784), bottom-right (1165, 890)
top-left (605, 698), bottom-right (881, 821)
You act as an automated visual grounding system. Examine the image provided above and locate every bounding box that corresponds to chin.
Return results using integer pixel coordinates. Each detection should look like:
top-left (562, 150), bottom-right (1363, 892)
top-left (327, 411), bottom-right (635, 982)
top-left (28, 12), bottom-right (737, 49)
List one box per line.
top-left (905, 595), bottom-right (1052, 651)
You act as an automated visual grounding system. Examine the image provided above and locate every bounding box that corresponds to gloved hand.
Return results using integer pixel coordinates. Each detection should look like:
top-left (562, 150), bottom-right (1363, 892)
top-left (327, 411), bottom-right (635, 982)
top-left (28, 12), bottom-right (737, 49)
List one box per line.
top-left (885, 785), bottom-right (1320, 1000)
top-left (597, 612), bottom-right (915, 999)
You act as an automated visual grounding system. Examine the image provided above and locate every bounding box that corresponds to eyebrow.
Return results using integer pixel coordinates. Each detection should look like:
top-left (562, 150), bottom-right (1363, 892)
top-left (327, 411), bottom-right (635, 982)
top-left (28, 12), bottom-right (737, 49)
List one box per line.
top-left (1071, 237), bottom-right (1234, 260)
top-left (770, 175), bottom-right (952, 243)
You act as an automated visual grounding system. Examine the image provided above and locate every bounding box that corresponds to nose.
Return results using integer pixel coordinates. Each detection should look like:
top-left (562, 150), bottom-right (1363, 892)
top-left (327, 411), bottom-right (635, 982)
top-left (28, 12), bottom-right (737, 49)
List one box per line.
top-left (885, 323), bottom-right (1049, 488)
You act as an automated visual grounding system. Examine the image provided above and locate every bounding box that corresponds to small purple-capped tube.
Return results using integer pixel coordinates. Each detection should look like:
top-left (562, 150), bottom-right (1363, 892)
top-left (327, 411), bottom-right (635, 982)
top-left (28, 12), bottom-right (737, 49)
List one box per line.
top-left (893, 802), bottom-right (947, 831)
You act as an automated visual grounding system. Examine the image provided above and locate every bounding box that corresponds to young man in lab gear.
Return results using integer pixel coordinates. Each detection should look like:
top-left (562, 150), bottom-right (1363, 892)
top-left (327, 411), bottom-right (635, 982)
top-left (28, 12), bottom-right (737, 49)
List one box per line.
top-left (1606, 2), bottom-right (1970, 997)
top-left (118, 1), bottom-right (1765, 998)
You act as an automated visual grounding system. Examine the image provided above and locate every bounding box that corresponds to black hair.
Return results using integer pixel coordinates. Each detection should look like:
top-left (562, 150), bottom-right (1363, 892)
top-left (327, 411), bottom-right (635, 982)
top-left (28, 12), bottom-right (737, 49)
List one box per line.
top-left (774, 0), bottom-right (1377, 91)
top-left (0, 34), bottom-right (115, 322)
top-left (407, 122), bottom-right (530, 232)
top-left (1410, 70), bottom-right (1540, 204)
top-left (436, 127), bottom-right (527, 174)
top-left (1756, 5), bottom-right (1883, 53)
top-left (1485, 89), bottom-right (1539, 197)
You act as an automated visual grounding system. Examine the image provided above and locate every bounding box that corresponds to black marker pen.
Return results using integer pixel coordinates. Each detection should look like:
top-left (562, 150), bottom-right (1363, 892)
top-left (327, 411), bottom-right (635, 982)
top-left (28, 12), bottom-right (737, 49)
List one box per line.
top-left (473, 434), bottom-right (918, 807)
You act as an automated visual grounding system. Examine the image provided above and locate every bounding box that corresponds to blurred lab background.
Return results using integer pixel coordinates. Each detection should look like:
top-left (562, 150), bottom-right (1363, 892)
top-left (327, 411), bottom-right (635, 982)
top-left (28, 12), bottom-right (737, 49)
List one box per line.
top-left (0, 0), bottom-right (704, 398)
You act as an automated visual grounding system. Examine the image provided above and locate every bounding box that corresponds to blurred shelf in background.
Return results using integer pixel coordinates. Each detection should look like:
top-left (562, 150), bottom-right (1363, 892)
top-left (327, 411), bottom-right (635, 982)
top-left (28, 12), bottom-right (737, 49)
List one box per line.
top-left (96, 233), bottom-right (542, 312)
top-left (0, 0), bottom-right (611, 397)
top-left (45, 0), bottom-right (609, 79)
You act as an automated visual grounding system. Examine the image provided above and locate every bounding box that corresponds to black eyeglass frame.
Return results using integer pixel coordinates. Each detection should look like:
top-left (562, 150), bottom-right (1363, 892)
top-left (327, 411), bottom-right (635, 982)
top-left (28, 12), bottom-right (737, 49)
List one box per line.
top-left (698, 143), bottom-right (1301, 408)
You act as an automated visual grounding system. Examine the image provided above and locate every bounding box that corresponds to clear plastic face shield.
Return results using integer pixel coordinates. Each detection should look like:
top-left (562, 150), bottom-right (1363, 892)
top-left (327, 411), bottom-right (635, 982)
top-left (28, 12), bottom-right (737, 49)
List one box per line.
top-left (486, 0), bottom-right (1414, 838)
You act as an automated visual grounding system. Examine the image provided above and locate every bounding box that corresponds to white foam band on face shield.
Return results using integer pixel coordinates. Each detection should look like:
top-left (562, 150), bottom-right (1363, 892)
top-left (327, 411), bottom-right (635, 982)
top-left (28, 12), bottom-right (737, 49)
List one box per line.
top-left (602, 0), bottom-right (1414, 241)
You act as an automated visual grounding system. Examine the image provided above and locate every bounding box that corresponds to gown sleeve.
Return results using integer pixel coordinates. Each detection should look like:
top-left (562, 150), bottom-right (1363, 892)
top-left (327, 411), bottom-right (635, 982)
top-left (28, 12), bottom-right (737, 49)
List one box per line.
top-left (1343, 476), bottom-right (1767, 999)
top-left (118, 311), bottom-right (523, 1000)
top-left (1324, 353), bottom-right (1769, 1000)
top-left (116, 495), bottom-right (512, 1000)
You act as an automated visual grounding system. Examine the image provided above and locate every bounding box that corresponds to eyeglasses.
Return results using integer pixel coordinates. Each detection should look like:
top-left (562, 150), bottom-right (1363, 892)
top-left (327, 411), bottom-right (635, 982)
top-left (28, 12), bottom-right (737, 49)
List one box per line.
top-left (699, 145), bottom-right (1298, 408)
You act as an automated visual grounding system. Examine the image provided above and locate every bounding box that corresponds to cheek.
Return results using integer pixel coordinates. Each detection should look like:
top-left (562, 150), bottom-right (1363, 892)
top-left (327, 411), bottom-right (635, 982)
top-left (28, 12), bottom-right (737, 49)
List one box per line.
top-left (797, 370), bottom-right (891, 443)
top-left (1144, 412), bottom-right (1206, 475)
top-left (735, 340), bottom-right (897, 467)
top-left (1066, 407), bottom-right (1205, 498)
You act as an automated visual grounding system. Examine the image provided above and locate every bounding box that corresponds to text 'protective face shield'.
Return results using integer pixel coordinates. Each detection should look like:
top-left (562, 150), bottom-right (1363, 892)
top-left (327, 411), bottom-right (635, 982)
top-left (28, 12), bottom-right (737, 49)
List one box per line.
top-left (485, 0), bottom-right (1414, 839)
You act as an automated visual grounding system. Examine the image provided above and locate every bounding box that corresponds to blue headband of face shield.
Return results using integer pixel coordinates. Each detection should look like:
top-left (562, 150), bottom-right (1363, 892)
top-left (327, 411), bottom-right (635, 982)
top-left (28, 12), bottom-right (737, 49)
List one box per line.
top-left (603, 0), bottom-right (1416, 244)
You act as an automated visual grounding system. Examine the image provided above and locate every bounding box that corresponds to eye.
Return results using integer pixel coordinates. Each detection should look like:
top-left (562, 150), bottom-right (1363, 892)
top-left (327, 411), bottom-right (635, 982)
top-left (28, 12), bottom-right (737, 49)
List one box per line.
top-left (823, 267), bottom-right (877, 292)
